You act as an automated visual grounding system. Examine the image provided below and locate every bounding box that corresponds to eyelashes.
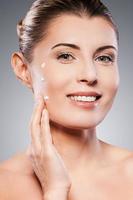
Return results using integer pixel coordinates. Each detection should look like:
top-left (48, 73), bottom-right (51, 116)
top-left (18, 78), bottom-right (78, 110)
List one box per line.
top-left (56, 51), bottom-right (116, 65)
top-left (57, 52), bottom-right (75, 64)
top-left (95, 54), bottom-right (115, 64)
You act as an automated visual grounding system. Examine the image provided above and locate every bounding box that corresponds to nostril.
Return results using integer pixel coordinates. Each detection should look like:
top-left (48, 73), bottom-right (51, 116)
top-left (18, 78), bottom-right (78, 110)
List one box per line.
top-left (82, 79), bottom-right (97, 86)
top-left (80, 79), bottom-right (87, 83)
top-left (90, 79), bottom-right (97, 85)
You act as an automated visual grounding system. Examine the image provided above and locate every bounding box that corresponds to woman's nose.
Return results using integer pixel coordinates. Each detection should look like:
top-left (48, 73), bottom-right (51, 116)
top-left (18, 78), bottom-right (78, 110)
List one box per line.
top-left (77, 61), bottom-right (98, 86)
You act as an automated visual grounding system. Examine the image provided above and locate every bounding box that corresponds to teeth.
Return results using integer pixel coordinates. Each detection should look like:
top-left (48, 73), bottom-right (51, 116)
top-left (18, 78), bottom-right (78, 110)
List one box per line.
top-left (70, 96), bottom-right (97, 102)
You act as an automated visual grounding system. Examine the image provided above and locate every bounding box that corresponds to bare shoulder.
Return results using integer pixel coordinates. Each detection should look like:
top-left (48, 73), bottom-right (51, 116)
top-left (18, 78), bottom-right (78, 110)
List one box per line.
top-left (102, 140), bottom-right (133, 180)
top-left (0, 151), bottom-right (42, 200)
top-left (122, 150), bottom-right (133, 179)
top-left (115, 147), bottom-right (133, 191)
top-left (0, 150), bottom-right (34, 174)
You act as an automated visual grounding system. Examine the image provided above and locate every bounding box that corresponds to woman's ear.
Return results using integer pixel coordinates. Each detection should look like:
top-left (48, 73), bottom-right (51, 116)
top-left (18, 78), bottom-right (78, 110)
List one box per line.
top-left (11, 52), bottom-right (33, 89)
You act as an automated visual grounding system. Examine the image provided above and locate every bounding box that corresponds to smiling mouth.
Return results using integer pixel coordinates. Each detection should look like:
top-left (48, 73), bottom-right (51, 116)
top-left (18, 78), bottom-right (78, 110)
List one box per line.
top-left (66, 95), bottom-right (102, 102)
top-left (66, 94), bottom-right (102, 109)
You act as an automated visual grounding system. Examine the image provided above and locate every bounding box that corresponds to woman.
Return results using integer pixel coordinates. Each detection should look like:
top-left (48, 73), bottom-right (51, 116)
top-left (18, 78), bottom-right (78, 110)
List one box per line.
top-left (0, 0), bottom-right (133, 199)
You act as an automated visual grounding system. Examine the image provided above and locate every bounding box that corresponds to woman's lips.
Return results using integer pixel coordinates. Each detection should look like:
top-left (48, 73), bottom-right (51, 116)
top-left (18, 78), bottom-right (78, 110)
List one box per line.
top-left (67, 91), bottom-right (102, 97)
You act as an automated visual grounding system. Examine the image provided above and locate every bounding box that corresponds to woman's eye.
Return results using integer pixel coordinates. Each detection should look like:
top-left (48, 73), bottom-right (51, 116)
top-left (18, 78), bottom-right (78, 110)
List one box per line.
top-left (57, 53), bottom-right (75, 63)
top-left (95, 55), bottom-right (114, 64)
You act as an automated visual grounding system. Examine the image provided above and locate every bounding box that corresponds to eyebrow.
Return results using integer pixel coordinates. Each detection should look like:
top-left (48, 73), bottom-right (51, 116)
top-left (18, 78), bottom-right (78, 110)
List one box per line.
top-left (51, 43), bottom-right (80, 50)
top-left (95, 45), bottom-right (117, 54)
top-left (51, 43), bottom-right (117, 52)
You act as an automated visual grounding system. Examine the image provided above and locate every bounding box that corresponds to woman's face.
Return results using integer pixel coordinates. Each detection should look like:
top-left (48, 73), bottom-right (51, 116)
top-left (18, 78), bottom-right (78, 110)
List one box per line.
top-left (30, 15), bottom-right (119, 129)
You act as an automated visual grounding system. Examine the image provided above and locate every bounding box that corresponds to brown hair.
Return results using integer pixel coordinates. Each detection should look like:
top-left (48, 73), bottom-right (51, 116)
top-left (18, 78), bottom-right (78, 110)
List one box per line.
top-left (17, 0), bottom-right (119, 63)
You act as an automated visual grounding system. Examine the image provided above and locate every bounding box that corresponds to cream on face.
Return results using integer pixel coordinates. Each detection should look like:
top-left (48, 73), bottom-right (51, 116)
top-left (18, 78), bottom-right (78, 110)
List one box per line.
top-left (40, 62), bottom-right (46, 82)
top-left (44, 95), bottom-right (49, 101)
top-left (41, 62), bottom-right (46, 68)
top-left (40, 61), bottom-right (50, 101)
top-left (41, 77), bottom-right (45, 82)
top-left (31, 61), bottom-right (50, 102)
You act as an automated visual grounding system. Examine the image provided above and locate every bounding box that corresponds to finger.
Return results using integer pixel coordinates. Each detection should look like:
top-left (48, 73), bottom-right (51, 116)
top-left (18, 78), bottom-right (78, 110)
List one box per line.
top-left (30, 96), bottom-right (44, 151)
top-left (32, 96), bottom-right (45, 125)
top-left (41, 108), bottom-right (53, 146)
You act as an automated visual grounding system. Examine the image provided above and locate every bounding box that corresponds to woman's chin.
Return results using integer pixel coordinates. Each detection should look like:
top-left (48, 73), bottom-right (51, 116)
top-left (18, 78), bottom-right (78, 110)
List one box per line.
top-left (67, 123), bottom-right (97, 130)
top-left (50, 119), bottom-right (99, 131)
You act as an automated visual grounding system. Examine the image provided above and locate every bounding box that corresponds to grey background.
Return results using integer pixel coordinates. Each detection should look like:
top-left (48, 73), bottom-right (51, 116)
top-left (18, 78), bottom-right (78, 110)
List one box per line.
top-left (0, 0), bottom-right (133, 162)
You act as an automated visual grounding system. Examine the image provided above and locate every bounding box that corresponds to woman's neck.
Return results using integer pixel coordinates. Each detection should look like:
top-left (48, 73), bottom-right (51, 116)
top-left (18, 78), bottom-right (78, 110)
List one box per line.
top-left (50, 121), bottom-right (105, 173)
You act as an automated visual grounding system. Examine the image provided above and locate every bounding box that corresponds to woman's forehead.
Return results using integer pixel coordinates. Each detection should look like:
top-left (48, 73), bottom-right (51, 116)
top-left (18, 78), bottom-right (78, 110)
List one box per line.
top-left (37, 15), bottom-right (118, 52)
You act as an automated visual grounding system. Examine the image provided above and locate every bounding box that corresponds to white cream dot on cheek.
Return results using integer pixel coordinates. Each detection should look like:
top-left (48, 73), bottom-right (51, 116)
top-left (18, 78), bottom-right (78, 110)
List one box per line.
top-left (41, 62), bottom-right (46, 68)
top-left (41, 77), bottom-right (45, 82)
top-left (44, 95), bottom-right (49, 101)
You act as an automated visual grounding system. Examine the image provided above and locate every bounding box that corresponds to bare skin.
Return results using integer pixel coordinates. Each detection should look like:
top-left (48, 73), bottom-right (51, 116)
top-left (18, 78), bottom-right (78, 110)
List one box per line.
top-left (0, 143), bottom-right (133, 200)
top-left (1, 15), bottom-right (133, 199)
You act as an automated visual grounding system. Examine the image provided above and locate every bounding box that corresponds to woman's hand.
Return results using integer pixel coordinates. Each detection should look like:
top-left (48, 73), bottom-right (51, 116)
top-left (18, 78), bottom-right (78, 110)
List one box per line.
top-left (27, 96), bottom-right (71, 196)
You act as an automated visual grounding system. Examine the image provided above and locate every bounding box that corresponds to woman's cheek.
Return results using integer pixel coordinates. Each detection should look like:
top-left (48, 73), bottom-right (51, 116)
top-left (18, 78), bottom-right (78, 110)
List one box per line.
top-left (46, 64), bottom-right (73, 90)
top-left (109, 68), bottom-right (120, 95)
top-left (104, 72), bottom-right (120, 111)
top-left (102, 66), bottom-right (119, 91)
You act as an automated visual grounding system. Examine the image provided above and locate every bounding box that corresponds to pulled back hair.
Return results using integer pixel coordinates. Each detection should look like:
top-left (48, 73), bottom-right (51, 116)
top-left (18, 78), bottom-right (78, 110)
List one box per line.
top-left (17, 0), bottom-right (119, 63)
